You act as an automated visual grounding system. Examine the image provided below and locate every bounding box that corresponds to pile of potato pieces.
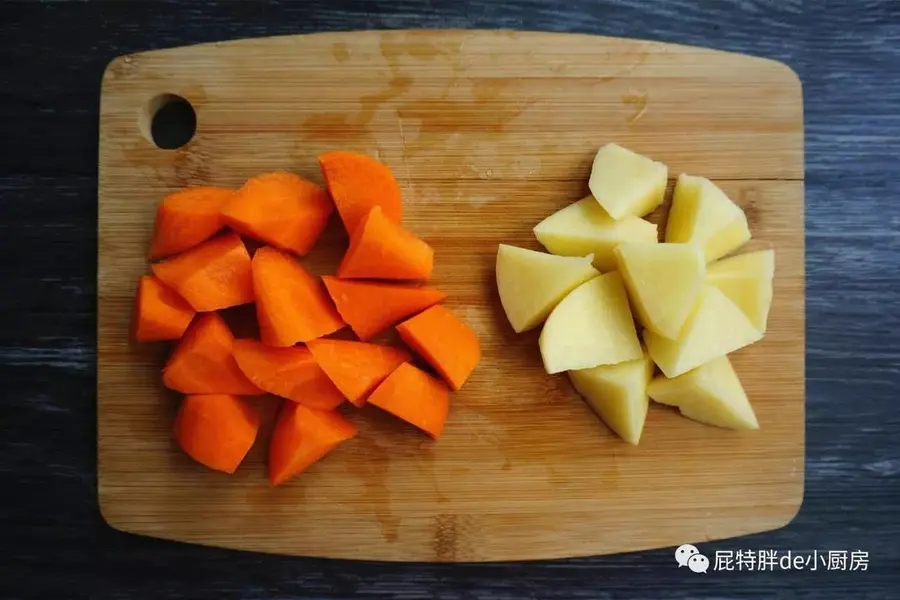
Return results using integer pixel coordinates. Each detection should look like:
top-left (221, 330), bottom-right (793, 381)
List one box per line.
top-left (496, 143), bottom-right (774, 444)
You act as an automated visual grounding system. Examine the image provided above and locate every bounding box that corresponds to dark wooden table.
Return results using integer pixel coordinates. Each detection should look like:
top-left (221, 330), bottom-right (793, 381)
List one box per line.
top-left (3, 1), bottom-right (898, 598)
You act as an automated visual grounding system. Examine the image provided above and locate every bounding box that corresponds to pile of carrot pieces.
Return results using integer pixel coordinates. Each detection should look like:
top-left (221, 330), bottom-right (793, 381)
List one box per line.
top-left (133, 151), bottom-right (481, 486)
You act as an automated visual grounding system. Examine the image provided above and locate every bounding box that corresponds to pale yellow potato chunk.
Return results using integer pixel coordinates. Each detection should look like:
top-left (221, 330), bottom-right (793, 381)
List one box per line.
top-left (533, 196), bottom-right (658, 272)
top-left (588, 143), bottom-right (668, 219)
top-left (539, 271), bottom-right (642, 374)
top-left (643, 285), bottom-right (762, 378)
top-left (495, 244), bottom-right (599, 333)
top-left (615, 242), bottom-right (705, 339)
top-left (705, 214), bottom-right (752, 263)
top-left (648, 355), bottom-right (759, 430)
top-left (667, 174), bottom-right (751, 262)
top-left (707, 249), bottom-right (775, 333)
top-left (569, 350), bottom-right (654, 445)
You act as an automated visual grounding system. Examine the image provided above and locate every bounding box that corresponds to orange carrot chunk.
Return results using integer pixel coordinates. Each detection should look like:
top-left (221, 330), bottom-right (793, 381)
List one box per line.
top-left (221, 171), bottom-right (334, 256)
top-left (133, 275), bottom-right (195, 342)
top-left (318, 150), bottom-right (403, 235)
top-left (163, 313), bottom-right (263, 395)
top-left (396, 305), bottom-right (481, 391)
top-left (322, 276), bottom-right (446, 341)
top-left (149, 186), bottom-right (233, 260)
top-left (269, 402), bottom-right (358, 486)
top-left (174, 394), bottom-right (260, 474)
top-left (252, 247), bottom-right (345, 347)
top-left (336, 206), bottom-right (433, 281)
top-left (151, 232), bottom-right (254, 312)
top-left (232, 339), bottom-right (345, 410)
top-left (306, 339), bottom-right (411, 407)
top-left (368, 363), bottom-right (450, 439)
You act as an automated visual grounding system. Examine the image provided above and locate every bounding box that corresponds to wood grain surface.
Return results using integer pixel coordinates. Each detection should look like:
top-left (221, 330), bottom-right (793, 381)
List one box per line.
top-left (97, 29), bottom-right (804, 562)
top-left (4, 0), bottom-right (899, 598)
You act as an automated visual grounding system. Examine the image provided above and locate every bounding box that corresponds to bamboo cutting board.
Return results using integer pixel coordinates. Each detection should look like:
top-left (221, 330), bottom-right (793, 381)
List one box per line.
top-left (97, 30), bottom-right (805, 562)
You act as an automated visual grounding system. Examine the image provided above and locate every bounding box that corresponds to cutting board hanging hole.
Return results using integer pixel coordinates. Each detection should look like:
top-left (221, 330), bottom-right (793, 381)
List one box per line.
top-left (139, 93), bottom-right (196, 149)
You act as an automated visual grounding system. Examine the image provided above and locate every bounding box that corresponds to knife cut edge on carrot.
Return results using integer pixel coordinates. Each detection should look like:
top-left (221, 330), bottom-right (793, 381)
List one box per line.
top-left (337, 206), bottom-right (433, 281)
top-left (162, 312), bottom-right (263, 395)
top-left (133, 275), bottom-right (196, 342)
top-left (396, 304), bottom-right (481, 391)
top-left (232, 339), bottom-right (345, 410)
top-left (252, 246), bottom-right (345, 347)
top-left (322, 276), bottom-right (446, 341)
top-left (149, 186), bottom-right (233, 260)
top-left (269, 402), bottom-right (358, 486)
top-left (318, 150), bottom-right (403, 235)
top-left (368, 362), bottom-right (450, 439)
top-left (174, 394), bottom-right (261, 474)
top-left (151, 231), bottom-right (255, 312)
top-left (222, 171), bottom-right (333, 257)
top-left (307, 338), bottom-right (411, 407)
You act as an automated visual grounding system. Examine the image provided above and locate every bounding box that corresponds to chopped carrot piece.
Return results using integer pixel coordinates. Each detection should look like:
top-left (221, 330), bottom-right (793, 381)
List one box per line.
top-left (322, 276), bottom-right (446, 341)
top-left (368, 363), bottom-right (450, 439)
top-left (268, 402), bottom-right (357, 486)
top-left (396, 305), bottom-right (481, 391)
top-left (133, 275), bottom-right (195, 342)
top-left (252, 247), bottom-right (345, 347)
top-left (232, 339), bottom-right (345, 410)
top-left (337, 206), bottom-right (433, 281)
top-left (221, 171), bottom-right (333, 256)
top-left (318, 150), bottom-right (403, 235)
top-left (149, 186), bottom-right (233, 260)
top-left (151, 232), bottom-right (254, 312)
top-left (306, 339), bottom-right (411, 407)
top-left (174, 394), bottom-right (260, 474)
top-left (163, 313), bottom-right (263, 395)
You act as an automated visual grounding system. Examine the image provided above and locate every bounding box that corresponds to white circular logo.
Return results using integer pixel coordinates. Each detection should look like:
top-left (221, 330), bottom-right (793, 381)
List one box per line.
top-left (675, 544), bottom-right (700, 567)
top-left (688, 553), bottom-right (710, 574)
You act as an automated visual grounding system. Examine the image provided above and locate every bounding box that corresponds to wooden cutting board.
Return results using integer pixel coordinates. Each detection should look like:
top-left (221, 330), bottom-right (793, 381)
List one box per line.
top-left (97, 30), bottom-right (805, 562)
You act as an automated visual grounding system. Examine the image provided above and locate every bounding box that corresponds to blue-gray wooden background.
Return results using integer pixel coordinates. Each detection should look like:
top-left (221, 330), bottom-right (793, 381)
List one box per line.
top-left (2, 1), bottom-right (898, 598)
